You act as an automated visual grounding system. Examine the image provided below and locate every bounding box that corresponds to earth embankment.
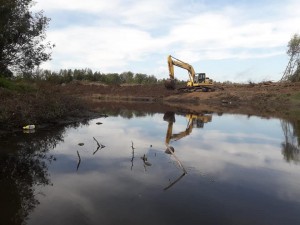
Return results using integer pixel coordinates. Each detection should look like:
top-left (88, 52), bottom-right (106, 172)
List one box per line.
top-left (61, 81), bottom-right (300, 118)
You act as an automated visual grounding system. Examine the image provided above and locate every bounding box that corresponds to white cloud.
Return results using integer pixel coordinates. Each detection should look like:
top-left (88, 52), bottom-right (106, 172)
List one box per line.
top-left (47, 26), bottom-right (165, 71)
top-left (119, 0), bottom-right (176, 28)
top-left (33, 0), bottom-right (121, 13)
top-left (35, 0), bottom-right (300, 81)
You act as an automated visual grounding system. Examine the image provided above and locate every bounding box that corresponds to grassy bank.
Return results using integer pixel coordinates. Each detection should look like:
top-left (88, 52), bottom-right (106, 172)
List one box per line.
top-left (0, 78), bottom-right (88, 130)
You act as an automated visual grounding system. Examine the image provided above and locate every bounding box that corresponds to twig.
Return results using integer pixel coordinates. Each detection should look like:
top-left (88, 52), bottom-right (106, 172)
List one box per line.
top-left (93, 137), bottom-right (105, 155)
top-left (93, 146), bottom-right (100, 155)
top-left (131, 141), bottom-right (135, 170)
top-left (93, 137), bottom-right (101, 148)
top-left (76, 150), bottom-right (81, 171)
top-left (166, 145), bottom-right (187, 174)
top-left (163, 172), bottom-right (186, 191)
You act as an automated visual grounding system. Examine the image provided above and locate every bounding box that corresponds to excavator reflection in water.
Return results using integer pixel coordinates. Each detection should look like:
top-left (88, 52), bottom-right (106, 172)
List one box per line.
top-left (130, 112), bottom-right (213, 190)
top-left (162, 111), bottom-right (212, 190)
top-left (164, 111), bottom-right (212, 147)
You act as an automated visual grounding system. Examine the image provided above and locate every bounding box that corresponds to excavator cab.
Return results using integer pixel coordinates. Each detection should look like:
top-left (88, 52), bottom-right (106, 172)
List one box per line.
top-left (195, 73), bottom-right (213, 86)
top-left (197, 73), bottom-right (206, 83)
top-left (195, 73), bottom-right (211, 83)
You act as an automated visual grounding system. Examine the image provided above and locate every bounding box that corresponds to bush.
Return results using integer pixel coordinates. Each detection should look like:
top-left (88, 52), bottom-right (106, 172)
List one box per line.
top-left (0, 77), bottom-right (35, 92)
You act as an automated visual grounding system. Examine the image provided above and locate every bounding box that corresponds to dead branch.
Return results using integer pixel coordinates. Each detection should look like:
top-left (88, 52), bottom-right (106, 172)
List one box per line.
top-left (93, 137), bottom-right (101, 148)
top-left (131, 141), bottom-right (135, 170)
top-left (93, 137), bottom-right (105, 155)
top-left (164, 172), bottom-right (186, 191)
top-left (93, 146), bottom-right (100, 155)
top-left (166, 145), bottom-right (187, 174)
top-left (76, 150), bottom-right (81, 171)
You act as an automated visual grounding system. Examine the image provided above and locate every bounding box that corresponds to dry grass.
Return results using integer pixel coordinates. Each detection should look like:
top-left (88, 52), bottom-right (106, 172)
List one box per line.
top-left (0, 82), bottom-right (87, 129)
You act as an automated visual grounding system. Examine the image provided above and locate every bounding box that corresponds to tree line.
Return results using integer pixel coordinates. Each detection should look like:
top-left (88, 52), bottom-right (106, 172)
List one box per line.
top-left (32, 69), bottom-right (161, 85)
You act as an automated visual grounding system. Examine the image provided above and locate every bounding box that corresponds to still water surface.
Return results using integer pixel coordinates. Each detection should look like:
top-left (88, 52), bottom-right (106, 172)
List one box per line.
top-left (1, 110), bottom-right (300, 225)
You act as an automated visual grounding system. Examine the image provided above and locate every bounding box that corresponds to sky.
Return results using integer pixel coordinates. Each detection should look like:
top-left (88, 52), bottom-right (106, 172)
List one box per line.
top-left (33, 0), bottom-right (300, 82)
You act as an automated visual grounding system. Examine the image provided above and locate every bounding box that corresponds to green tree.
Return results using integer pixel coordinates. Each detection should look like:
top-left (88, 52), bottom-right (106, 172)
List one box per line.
top-left (0, 0), bottom-right (54, 77)
top-left (134, 73), bottom-right (147, 84)
top-left (145, 75), bottom-right (158, 84)
top-left (120, 71), bottom-right (134, 83)
top-left (93, 71), bottom-right (102, 81)
top-left (105, 73), bottom-right (122, 84)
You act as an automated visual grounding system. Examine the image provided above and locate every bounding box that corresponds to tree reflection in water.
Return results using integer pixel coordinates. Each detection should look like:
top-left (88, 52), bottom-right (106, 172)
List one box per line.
top-left (281, 119), bottom-right (300, 164)
top-left (0, 121), bottom-right (87, 225)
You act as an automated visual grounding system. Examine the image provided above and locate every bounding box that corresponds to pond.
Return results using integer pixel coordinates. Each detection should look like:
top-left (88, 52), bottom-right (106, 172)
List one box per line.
top-left (1, 109), bottom-right (300, 225)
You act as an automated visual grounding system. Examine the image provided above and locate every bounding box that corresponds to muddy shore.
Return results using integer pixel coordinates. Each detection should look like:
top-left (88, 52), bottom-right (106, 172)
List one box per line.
top-left (65, 81), bottom-right (300, 119)
top-left (1, 81), bottom-right (300, 133)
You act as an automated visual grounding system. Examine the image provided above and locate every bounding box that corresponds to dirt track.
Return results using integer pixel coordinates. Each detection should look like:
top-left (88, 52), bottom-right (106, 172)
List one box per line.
top-left (62, 81), bottom-right (300, 104)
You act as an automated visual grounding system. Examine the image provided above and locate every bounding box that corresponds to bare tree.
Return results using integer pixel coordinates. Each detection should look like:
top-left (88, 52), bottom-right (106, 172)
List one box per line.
top-left (281, 33), bottom-right (300, 81)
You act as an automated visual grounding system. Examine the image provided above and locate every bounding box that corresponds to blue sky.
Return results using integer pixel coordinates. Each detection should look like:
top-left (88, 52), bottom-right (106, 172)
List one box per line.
top-left (33, 0), bottom-right (300, 82)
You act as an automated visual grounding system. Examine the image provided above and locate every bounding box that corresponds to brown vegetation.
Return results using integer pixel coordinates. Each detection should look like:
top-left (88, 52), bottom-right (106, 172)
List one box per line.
top-left (0, 83), bottom-right (88, 130)
top-left (2, 80), bottom-right (300, 131)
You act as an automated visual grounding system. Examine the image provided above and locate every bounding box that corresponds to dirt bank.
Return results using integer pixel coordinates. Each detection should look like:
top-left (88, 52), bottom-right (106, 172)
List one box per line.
top-left (61, 81), bottom-right (300, 118)
top-left (1, 80), bottom-right (299, 132)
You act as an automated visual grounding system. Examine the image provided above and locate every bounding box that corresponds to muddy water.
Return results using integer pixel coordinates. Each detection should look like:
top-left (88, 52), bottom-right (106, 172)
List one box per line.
top-left (1, 110), bottom-right (300, 225)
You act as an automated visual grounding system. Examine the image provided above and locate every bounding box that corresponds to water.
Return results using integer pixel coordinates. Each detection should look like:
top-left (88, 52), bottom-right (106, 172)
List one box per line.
top-left (1, 110), bottom-right (300, 225)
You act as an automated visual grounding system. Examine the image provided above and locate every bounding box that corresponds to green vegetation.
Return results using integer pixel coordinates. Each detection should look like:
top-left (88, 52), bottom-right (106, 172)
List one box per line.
top-left (0, 0), bottom-right (54, 77)
top-left (33, 68), bottom-right (161, 85)
top-left (291, 92), bottom-right (300, 101)
top-left (0, 77), bottom-right (35, 92)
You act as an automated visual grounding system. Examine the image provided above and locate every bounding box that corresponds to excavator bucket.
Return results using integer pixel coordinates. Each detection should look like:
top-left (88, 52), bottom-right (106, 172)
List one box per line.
top-left (164, 78), bottom-right (176, 89)
top-left (163, 111), bottom-right (175, 123)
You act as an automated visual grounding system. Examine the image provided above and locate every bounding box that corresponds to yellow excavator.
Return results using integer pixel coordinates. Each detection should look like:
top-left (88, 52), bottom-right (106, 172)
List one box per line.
top-left (164, 55), bottom-right (214, 91)
top-left (163, 111), bottom-right (212, 146)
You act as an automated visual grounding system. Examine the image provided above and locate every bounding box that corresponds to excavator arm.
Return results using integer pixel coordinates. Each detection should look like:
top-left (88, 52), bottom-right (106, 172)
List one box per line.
top-left (167, 55), bottom-right (196, 82)
top-left (165, 55), bottom-right (196, 89)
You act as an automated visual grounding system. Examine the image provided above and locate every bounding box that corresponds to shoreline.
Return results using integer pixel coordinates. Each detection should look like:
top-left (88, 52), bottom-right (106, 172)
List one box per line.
top-left (1, 81), bottom-right (300, 133)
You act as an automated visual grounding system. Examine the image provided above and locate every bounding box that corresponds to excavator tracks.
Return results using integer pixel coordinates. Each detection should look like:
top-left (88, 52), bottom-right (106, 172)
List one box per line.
top-left (177, 86), bottom-right (216, 93)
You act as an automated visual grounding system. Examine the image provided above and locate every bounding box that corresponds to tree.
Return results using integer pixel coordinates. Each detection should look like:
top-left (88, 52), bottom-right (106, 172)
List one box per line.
top-left (105, 73), bottom-right (122, 84)
top-left (281, 119), bottom-right (300, 164)
top-left (134, 73), bottom-right (147, 84)
top-left (281, 33), bottom-right (300, 81)
top-left (0, 0), bottom-right (54, 77)
top-left (120, 71), bottom-right (134, 83)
